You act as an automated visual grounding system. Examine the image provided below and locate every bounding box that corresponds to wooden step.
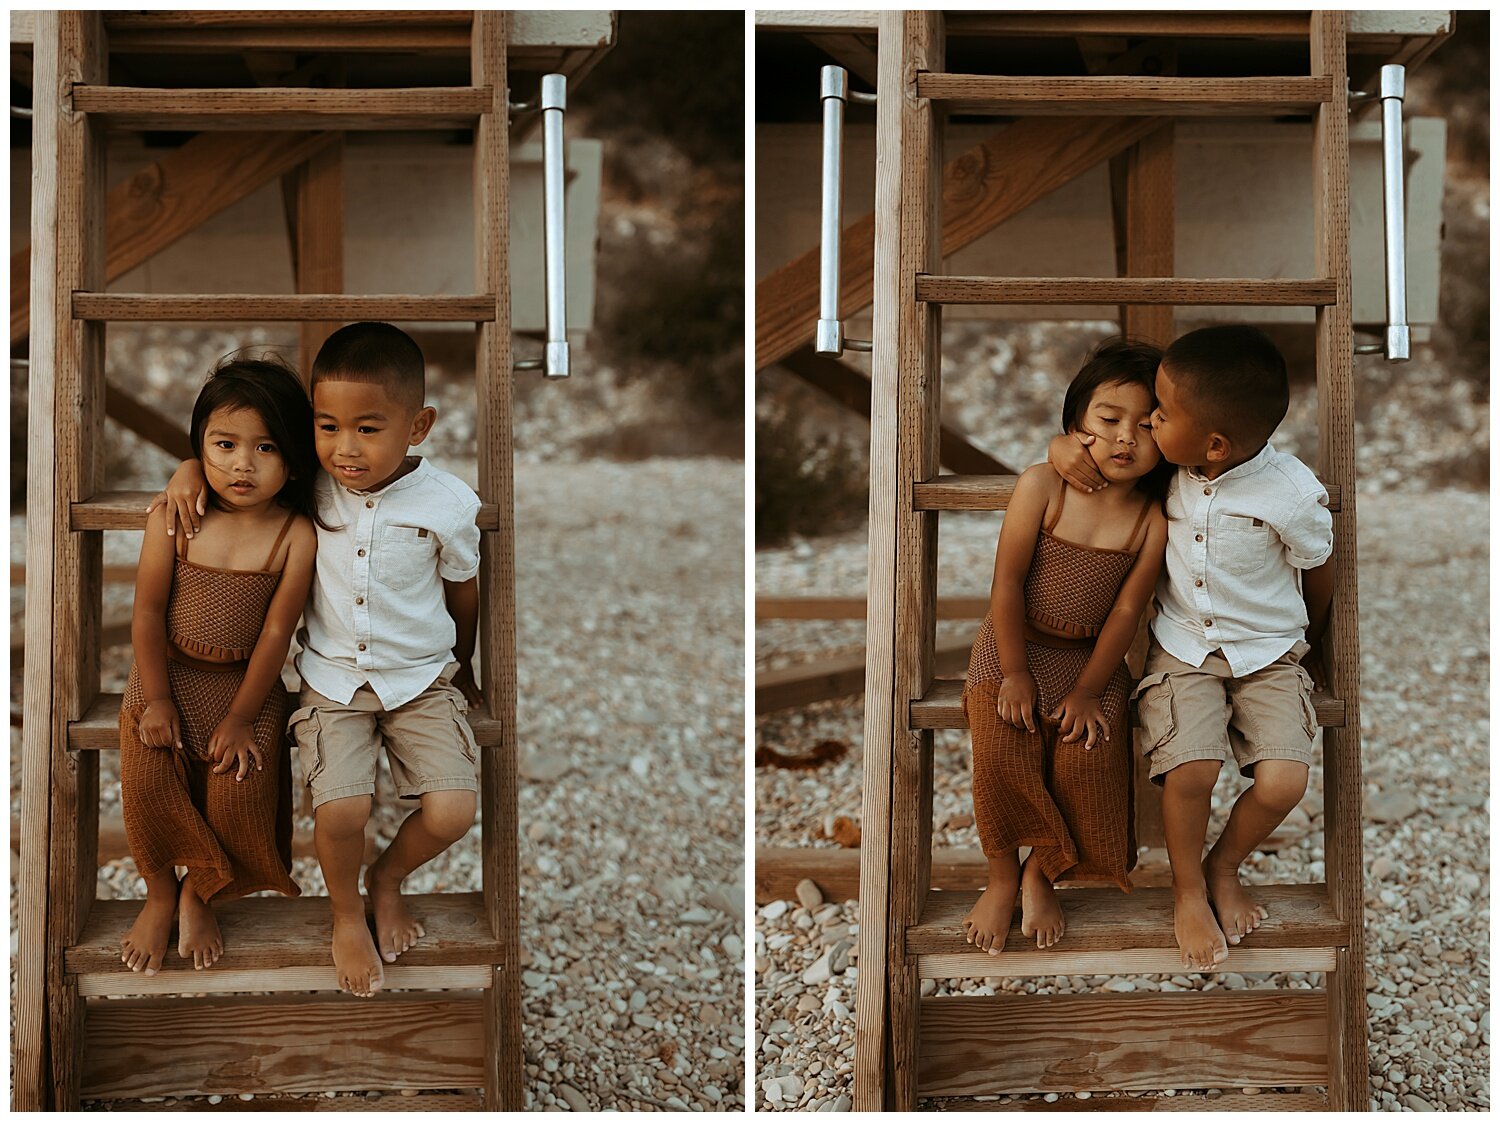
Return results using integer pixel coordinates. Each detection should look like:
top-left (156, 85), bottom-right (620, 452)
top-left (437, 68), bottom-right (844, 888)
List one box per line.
top-left (71, 86), bottom-right (490, 130)
top-left (73, 293), bottom-right (496, 323)
top-left (68, 892), bottom-right (500, 996)
top-left (70, 692), bottom-right (503, 751)
top-left (917, 991), bottom-right (1327, 1097)
top-left (914, 276), bottom-right (1337, 306)
top-left (912, 678), bottom-right (1345, 731)
top-left (915, 75), bottom-right (1334, 116)
top-left (71, 491), bottom-right (501, 532)
top-left (914, 475), bottom-right (1342, 512)
top-left (927, 1090), bottom-right (1329, 1111)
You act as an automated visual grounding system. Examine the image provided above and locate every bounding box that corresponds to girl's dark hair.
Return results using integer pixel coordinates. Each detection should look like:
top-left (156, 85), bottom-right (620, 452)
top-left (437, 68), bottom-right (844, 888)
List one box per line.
top-left (189, 352), bottom-right (324, 527)
top-left (1060, 336), bottom-right (1174, 503)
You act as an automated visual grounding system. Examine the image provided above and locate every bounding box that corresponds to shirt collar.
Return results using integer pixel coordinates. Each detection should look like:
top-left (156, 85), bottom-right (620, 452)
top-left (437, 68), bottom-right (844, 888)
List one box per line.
top-left (1187, 442), bottom-right (1274, 485)
top-left (344, 456), bottom-right (428, 498)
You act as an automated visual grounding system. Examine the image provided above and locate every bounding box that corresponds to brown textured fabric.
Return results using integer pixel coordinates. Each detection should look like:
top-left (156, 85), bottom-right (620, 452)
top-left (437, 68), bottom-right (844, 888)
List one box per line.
top-left (119, 521), bottom-right (299, 903)
top-left (964, 506), bottom-right (1150, 889)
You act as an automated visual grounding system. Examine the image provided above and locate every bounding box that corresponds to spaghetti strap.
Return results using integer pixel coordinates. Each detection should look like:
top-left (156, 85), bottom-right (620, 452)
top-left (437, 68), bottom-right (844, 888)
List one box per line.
top-left (262, 509), bottom-right (299, 570)
top-left (1126, 497), bottom-right (1154, 552)
top-left (1042, 475), bottom-right (1069, 533)
top-left (176, 526), bottom-right (190, 561)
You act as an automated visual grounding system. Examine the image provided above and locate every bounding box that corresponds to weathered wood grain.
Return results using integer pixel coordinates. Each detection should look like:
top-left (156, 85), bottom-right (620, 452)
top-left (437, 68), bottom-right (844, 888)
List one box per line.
top-left (73, 293), bottom-right (496, 322)
top-left (918, 947), bottom-right (1336, 980)
top-left (915, 276), bottom-right (1337, 306)
top-left (71, 86), bottom-right (491, 130)
top-left (757, 634), bottom-right (973, 714)
top-left (77, 965), bottom-right (492, 999)
top-left (916, 75), bottom-right (1334, 115)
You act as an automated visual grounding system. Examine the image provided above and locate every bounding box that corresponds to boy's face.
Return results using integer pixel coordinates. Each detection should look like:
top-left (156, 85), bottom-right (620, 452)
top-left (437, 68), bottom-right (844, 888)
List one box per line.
top-left (1150, 363), bottom-right (1215, 468)
top-left (312, 380), bottom-right (436, 493)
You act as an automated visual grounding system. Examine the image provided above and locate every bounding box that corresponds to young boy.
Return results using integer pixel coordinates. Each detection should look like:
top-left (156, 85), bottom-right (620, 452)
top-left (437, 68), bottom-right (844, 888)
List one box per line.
top-left (155, 323), bottom-right (484, 996)
top-left (1051, 325), bottom-right (1334, 969)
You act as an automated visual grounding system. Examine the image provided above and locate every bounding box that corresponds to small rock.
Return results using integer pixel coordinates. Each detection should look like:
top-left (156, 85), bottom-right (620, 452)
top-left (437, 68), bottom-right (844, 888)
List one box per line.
top-left (680, 906), bottom-right (717, 924)
top-left (761, 900), bottom-right (789, 921)
top-left (520, 749), bottom-right (572, 782)
top-left (763, 1075), bottom-right (801, 1103)
top-left (557, 1084), bottom-right (589, 1112)
top-left (797, 994), bottom-right (822, 1014)
top-left (831, 1094), bottom-right (852, 1111)
top-left (1103, 979), bottom-right (1136, 993)
top-left (522, 970), bottom-right (547, 988)
top-left (1367, 790), bottom-right (1420, 823)
top-left (1404, 1094), bottom-right (1436, 1111)
top-left (795, 879), bottom-right (824, 910)
top-left (207, 1096), bottom-right (222, 1105)
top-left (1371, 856), bottom-right (1396, 879)
top-left (803, 951), bottom-right (834, 985)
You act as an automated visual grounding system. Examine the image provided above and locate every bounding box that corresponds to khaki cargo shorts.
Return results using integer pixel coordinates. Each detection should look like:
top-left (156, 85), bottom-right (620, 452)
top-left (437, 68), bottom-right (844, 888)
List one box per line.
top-left (1132, 639), bottom-right (1317, 786)
top-left (288, 662), bottom-right (480, 809)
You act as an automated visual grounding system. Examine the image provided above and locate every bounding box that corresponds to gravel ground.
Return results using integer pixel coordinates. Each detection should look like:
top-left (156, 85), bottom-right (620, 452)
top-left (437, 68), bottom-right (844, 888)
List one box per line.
top-left (11, 457), bottom-right (746, 1111)
top-left (754, 488), bottom-right (1489, 1112)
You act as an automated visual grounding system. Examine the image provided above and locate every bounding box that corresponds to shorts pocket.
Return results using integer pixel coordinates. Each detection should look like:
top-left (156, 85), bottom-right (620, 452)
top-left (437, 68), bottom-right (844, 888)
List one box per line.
top-left (1213, 513), bottom-right (1272, 576)
top-left (1293, 664), bottom-right (1318, 740)
top-left (288, 705), bottom-right (325, 785)
top-left (450, 699), bottom-right (479, 766)
top-left (1131, 672), bottom-right (1176, 751)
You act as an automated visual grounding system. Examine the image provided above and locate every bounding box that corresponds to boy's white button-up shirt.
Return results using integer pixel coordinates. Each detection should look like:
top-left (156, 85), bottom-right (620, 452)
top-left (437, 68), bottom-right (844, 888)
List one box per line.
top-left (296, 458), bottom-right (482, 709)
top-left (1151, 443), bottom-right (1333, 678)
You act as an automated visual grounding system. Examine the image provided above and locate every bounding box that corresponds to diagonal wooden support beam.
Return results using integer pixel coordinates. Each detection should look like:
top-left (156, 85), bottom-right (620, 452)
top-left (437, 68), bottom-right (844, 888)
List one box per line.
top-left (12, 130), bottom-right (340, 345)
top-left (755, 114), bottom-right (1161, 371)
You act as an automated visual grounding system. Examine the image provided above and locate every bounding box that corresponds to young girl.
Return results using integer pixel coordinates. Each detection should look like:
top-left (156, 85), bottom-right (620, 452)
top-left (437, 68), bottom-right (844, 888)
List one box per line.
top-left (118, 356), bottom-right (319, 976)
top-left (962, 339), bottom-right (1171, 955)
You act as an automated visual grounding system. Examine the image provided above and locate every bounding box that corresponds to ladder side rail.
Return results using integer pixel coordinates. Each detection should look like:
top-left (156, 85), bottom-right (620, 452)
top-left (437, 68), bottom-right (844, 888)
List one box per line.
top-left (1310, 9), bottom-right (1369, 1113)
top-left (471, 9), bottom-right (523, 1109)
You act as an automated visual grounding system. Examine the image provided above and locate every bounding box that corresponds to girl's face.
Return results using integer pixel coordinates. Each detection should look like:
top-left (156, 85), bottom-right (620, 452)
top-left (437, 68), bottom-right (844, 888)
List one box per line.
top-left (1075, 380), bottom-right (1162, 484)
top-left (200, 405), bottom-right (290, 510)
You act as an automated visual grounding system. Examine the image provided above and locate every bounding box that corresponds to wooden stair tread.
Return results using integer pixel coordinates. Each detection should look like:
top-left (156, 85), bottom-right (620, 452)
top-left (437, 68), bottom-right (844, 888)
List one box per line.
top-left (914, 474), bottom-right (1342, 512)
top-left (71, 86), bottom-right (490, 130)
top-left (73, 293), bottom-right (497, 322)
top-left (908, 883), bottom-right (1346, 957)
top-left (70, 692), bottom-right (502, 750)
top-left (68, 893), bottom-right (500, 978)
top-left (915, 74), bottom-right (1334, 116)
top-left (926, 1090), bottom-right (1328, 1111)
top-left (915, 276), bottom-right (1337, 306)
top-left (71, 491), bottom-right (500, 532)
top-left (912, 678), bottom-right (1345, 730)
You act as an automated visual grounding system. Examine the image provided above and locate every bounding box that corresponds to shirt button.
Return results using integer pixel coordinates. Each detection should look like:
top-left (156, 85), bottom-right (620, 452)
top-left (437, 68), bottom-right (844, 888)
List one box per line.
top-left (1203, 619), bottom-right (1213, 627)
top-left (1203, 487), bottom-right (1212, 496)
top-left (1195, 534), bottom-right (1204, 542)
top-left (1195, 579), bottom-right (1204, 587)
top-left (358, 548), bottom-right (366, 557)
top-left (356, 596), bottom-right (365, 605)
top-left (366, 500), bottom-right (374, 509)
top-left (358, 643), bottom-right (367, 652)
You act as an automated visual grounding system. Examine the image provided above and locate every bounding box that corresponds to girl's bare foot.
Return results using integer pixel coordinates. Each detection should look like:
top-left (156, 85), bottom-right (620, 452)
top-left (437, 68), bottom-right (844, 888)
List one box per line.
top-left (1203, 854), bottom-right (1268, 945)
top-left (364, 866), bottom-right (426, 964)
top-left (331, 909), bottom-right (384, 997)
top-left (1019, 859), bottom-right (1065, 949)
top-left (176, 878), bottom-right (223, 970)
top-left (120, 875), bottom-right (177, 976)
top-left (1173, 886), bottom-right (1229, 970)
top-left (963, 875), bottom-right (1020, 956)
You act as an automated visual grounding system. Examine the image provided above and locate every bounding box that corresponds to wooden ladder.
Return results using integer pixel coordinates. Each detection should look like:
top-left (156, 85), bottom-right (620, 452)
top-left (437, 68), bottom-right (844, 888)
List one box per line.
top-left (854, 11), bottom-right (1367, 1111)
top-left (17, 11), bottom-right (523, 1109)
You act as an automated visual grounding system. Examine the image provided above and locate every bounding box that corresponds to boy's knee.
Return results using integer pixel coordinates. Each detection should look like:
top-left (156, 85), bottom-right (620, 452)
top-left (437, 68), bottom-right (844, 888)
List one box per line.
top-left (315, 794), bottom-right (372, 838)
top-left (421, 790), bottom-right (476, 842)
top-left (1162, 758), bottom-right (1221, 799)
top-left (1252, 760), bottom-right (1308, 813)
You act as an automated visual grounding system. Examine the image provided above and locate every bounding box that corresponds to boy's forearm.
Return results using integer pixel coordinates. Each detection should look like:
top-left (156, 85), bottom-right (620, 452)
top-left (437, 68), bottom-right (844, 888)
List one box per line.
top-left (444, 577), bottom-right (480, 666)
top-left (1302, 557), bottom-right (1335, 645)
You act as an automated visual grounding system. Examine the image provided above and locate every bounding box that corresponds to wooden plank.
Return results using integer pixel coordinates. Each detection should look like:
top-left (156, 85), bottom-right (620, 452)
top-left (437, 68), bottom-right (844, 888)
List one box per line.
top-left (916, 75), bottom-right (1334, 116)
top-left (933, 1090), bottom-right (1329, 1111)
top-left (915, 277), bottom-right (1337, 306)
top-left (908, 883), bottom-right (1347, 957)
top-left (290, 137), bottom-right (345, 377)
top-left (73, 293), bottom-right (496, 323)
top-left (755, 113), bottom-right (1161, 371)
top-left (804, 31), bottom-right (880, 87)
top-left (913, 475), bottom-right (1341, 512)
top-left (77, 965), bottom-right (492, 999)
top-left (911, 678), bottom-right (1347, 731)
top-left (68, 692), bottom-right (503, 751)
top-left (776, 347), bottom-right (1014, 475)
top-left (82, 993), bottom-right (483, 1099)
top-left (759, 10), bottom-right (1452, 38)
top-left (71, 491), bottom-right (503, 531)
top-left (1116, 124), bottom-right (1176, 346)
top-left (1311, 11), bottom-right (1368, 1114)
top-left (103, 11), bottom-right (476, 30)
top-left (108, 27), bottom-right (473, 53)
top-left (106, 382), bottom-right (194, 461)
top-left (139, 1092), bottom-right (489, 1112)
top-left (917, 991), bottom-right (1327, 1096)
top-left (756, 595), bottom-right (989, 621)
top-left (70, 86), bottom-right (490, 131)
top-left (472, 11), bottom-right (522, 1111)
top-left (757, 634), bottom-right (973, 714)
top-left (757, 846), bottom-right (992, 905)
top-left (919, 947), bottom-right (1336, 980)
top-left (12, 131), bottom-right (340, 345)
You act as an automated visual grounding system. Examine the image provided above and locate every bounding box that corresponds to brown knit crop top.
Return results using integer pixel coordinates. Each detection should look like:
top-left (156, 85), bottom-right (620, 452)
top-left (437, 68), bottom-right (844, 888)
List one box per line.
top-left (166, 510), bottom-right (297, 664)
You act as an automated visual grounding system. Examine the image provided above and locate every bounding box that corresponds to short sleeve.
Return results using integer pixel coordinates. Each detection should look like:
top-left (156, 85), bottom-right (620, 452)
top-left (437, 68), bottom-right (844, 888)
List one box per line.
top-left (438, 493), bottom-right (483, 581)
top-left (1277, 489), bottom-right (1333, 570)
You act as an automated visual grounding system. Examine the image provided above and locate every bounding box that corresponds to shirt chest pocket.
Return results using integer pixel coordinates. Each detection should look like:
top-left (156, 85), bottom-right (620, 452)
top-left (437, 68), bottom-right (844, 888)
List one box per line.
top-left (372, 524), bottom-right (437, 591)
top-left (1212, 513), bottom-right (1272, 576)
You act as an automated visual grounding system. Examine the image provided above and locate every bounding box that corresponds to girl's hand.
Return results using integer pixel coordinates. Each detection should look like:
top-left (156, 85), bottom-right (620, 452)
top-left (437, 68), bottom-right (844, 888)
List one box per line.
top-left (137, 699), bottom-right (182, 749)
top-left (1051, 689), bottom-right (1110, 750)
top-left (208, 716), bottom-right (263, 781)
top-left (996, 672), bottom-right (1039, 733)
top-left (1046, 432), bottom-right (1108, 493)
top-left (144, 460), bottom-right (209, 539)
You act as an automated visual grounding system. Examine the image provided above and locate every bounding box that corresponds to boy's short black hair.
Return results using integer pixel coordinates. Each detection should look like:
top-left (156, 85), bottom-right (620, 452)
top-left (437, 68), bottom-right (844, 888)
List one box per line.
top-left (310, 322), bottom-right (425, 410)
top-left (1062, 336), bottom-right (1173, 502)
top-left (1161, 325), bottom-right (1289, 449)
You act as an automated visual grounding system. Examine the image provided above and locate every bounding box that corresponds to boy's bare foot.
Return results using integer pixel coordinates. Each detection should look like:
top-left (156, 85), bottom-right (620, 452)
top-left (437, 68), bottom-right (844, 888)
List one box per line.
top-left (1203, 855), bottom-right (1269, 945)
top-left (1173, 887), bottom-right (1229, 970)
top-left (177, 879), bottom-right (223, 970)
top-left (963, 874), bottom-right (1020, 956)
top-left (120, 891), bottom-right (176, 976)
top-left (365, 866), bottom-right (426, 964)
top-left (331, 909), bottom-right (384, 997)
top-left (1019, 860), bottom-right (1065, 949)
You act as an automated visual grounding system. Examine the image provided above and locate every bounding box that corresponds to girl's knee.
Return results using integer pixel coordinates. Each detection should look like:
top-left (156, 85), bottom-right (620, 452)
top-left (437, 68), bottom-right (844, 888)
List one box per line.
top-left (422, 790), bottom-right (476, 842)
top-left (1252, 760), bottom-right (1308, 813)
top-left (315, 795), bottom-right (372, 838)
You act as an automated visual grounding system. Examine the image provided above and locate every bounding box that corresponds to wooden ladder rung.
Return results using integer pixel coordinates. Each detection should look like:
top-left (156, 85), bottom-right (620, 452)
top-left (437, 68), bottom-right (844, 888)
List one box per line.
top-left (914, 475), bottom-right (1343, 512)
top-left (915, 75), bottom-right (1334, 116)
top-left (73, 293), bottom-right (497, 323)
top-left (911, 679), bottom-right (1346, 730)
top-left (914, 276), bottom-right (1337, 306)
top-left (71, 491), bottom-right (501, 532)
top-left (926, 1090), bottom-right (1329, 1112)
top-left (70, 692), bottom-right (504, 751)
top-left (70, 86), bottom-right (491, 130)
top-left (68, 893), bottom-right (500, 996)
